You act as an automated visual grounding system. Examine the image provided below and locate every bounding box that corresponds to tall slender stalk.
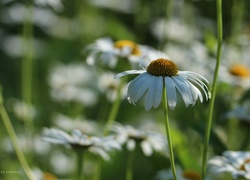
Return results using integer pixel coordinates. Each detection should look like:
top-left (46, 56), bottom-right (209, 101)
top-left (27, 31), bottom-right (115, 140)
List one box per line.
top-left (75, 151), bottom-right (84, 180)
top-left (0, 91), bottom-right (35, 180)
top-left (126, 150), bottom-right (135, 180)
top-left (163, 80), bottom-right (177, 180)
top-left (103, 77), bottom-right (126, 135)
top-left (201, 0), bottom-right (223, 179)
top-left (21, 2), bottom-right (34, 162)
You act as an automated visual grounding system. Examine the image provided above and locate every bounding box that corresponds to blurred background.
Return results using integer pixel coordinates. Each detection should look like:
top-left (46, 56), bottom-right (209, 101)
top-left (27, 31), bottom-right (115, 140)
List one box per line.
top-left (0, 0), bottom-right (250, 179)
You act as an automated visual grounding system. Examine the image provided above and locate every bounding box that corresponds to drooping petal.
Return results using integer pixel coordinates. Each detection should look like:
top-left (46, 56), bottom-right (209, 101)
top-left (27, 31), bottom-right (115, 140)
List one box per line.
top-left (153, 77), bottom-right (163, 108)
top-left (144, 76), bottom-right (158, 111)
top-left (172, 76), bottom-right (194, 107)
top-left (165, 77), bottom-right (177, 110)
top-left (128, 73), bottom-right (152, 104)
top-left (141, 141), bottom-right (153, 156)
top-left (114, 70), bottom-right (145, 79)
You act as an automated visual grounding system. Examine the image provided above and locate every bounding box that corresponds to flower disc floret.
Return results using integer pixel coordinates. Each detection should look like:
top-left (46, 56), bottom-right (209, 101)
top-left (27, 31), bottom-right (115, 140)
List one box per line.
top-left (229, 64), bottom-right (250, 78)
top-left (147, 58), bottom-right (178, 77)
top-left (114, 40), bottom-right (141, 56)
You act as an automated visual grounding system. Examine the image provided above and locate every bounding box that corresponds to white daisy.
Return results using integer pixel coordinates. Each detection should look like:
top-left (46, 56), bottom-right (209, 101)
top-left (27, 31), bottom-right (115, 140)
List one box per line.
top-left (84, 37), bottom-right (169, 69)
top-left (110, 123), bottom-right (168, 157)
top-left (155, 166), bottom-right (208, 180)
top-left (219, 44), bottom-right (250, 88)
top-left (42, 128), bottom-right (121, 161)
top-left (225, 100), bottom-right (250, 123)
top-left (115, 58), bottom-right (210, 111)
top-left (97, 71), bottom-right (127, 102)
top-left (207, 151), bottom-right (250, 180)
top-left (48, 62), bottom-right (98, 106)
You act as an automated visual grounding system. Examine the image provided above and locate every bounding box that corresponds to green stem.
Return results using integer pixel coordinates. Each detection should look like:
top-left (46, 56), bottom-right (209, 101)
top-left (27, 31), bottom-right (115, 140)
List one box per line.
top-left (21, 2), bottom-right (34, 160)
top-left (103, 77), bottom-right (126, 135)
top-left (163, 79), bottom-right (177, 180)
top-left (75, 151), bottom-right (84, 180)
top-left (201, 0), bottom-right (223, 179)
top-left (126, 150), bottom-right (135, 180)
top-left (0, 92), bottom-right (35, 180)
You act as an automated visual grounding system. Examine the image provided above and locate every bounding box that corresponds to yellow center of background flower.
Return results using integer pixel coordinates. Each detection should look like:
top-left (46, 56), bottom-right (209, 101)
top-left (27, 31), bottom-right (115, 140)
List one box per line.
top-left (114, 40), bottom-right (141, 56)
top-left (229, 64), bottom-right (250, 78)
top-left (147, 58), bottom-right (178, 76)
top-left (239, 158), bottom-right (250, 171)
top-left (182, 171), bottom-right (201, 180)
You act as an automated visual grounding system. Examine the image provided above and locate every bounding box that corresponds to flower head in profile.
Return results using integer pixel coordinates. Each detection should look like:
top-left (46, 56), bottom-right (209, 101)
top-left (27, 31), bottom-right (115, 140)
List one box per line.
top-left (207, 151), bottom-right (250, 180)
top-left (115, 58), bottom-right (210, 111)
top-left (110, 123), bottom-right (168, 157)
top-left (155, 166), bottom-right (209, 180)
top-left (84, 37), bottom-right (168, 69)
top-left (42, 128), bottom-right (121, 161)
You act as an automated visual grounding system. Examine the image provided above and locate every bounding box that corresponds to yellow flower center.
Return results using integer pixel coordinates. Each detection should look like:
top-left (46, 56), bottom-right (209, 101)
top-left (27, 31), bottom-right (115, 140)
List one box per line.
top-left (239, 158), bottom-right (250, 171)
top-left (182, 171), bottom-right (201, 180)
top-left (43, 172), bottom-right (57, 180)
top-left (114, 40), bottom-right (141, 56)
top-left (147, 58), bottom-right (178, 76)
top-left (229, 64), bottom-right (250, 78)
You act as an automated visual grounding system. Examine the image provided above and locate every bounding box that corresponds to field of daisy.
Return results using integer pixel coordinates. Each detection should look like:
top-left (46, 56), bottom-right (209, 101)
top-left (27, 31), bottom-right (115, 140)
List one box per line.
top-left (1, 0), bottom-right (250, 180)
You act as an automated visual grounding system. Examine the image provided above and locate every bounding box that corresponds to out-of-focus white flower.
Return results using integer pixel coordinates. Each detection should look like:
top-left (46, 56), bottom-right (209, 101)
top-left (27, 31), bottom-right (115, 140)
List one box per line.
top-left (88, 0), bottom-right (137, 13)
top-left (32, 167), bottom-right (57, 180)
top-left (207, 151), bottom-right (250, 180)
top-left (49, 151), bottom-right (74, 174)
top-left (1, 4), bottom-right (60, 27)
top-left (115, 58), bottom-right (210, 111)
top-left (48, 63), bottom-right (98, 106)
top-left (110, 123), bottom-right (168, 157)
top-left (35, 0), bottom-right (63, 12)
top-left (7, 98), bottom-right (36, 121)
top-left (53, 113), bottom-right (99, 134)
top-left (225, 100), bottom-right (250, 123)
top-left (0, 35), bottom-right (45, 58)
top-left (151, 18), bottom-right (197, 44)
top-left (3, 135), bottom-right (51, 155)
top-left (84, 37), bottom-right (169, 69)
top-left (155, 166), bottom-right (209, 180)
top-left (219, 44), bottom-right (250, 88)
top-left (97, 71), bottom-right (127, 102)
top-left (42, 128), bottom-right (121, 161)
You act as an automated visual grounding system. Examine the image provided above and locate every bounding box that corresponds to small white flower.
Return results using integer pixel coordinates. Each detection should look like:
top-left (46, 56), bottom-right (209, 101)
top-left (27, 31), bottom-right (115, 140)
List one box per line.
top-left (42, 128), bottom-right (121, 161)
top-left (7, 98), bottom-right (36, 121)
top-left (48, 63), bottom-right (98, 106)
top-left (155, 166), bottom-right (209, 180)
top-left (115, 58), bottom-right (210, 111)
top-left (84, 37), bottom-right (169, 69)
top-left (53, 113), bottom-right (99, 134)
top-left (225, 100), bottom-right (250, 123)
top-left (110, 123), bottom-right (168, 157)
top-left (207, 151), bottom-right (250, 179)
top-left (219, 44), bottom-right (250, 88)
top-left (97, 71), bottom-right (127, 102)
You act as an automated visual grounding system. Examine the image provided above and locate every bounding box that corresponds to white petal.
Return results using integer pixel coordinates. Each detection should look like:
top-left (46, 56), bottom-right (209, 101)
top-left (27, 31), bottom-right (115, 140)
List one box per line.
top-left (172, 76), bottom-right (193, 107)
top-left (144, 76), bottom-right (158, 111)
top-left (127, 140), bottom-right (136, 151)
top-left (114, 70), bottom-right (145, 79)
top-left (129, 73), bottom-right (152, 103)
top-left (153, 77), bottom-right (163, 108)
top-left (141, 141), bottom-right (153, 156)
top-left (165, 77), bottom-right (177, 110)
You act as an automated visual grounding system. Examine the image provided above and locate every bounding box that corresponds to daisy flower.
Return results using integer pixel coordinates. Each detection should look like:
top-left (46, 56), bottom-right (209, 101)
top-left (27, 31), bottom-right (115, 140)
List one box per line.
top-left (115, 58), bottom-right (210, 111)
top-left (84, 37), bottom-right (168, 69)
top-left (219, 44), bottom-right (250, 88)
top-left (42, 128), bottom-right (121, 161)
top-left (207, 151), bottom-right (250, 180)
top-left (155, 166), bottom-right (209, 180)
top-left (110, 123), bottom-right (168, 157)
top-left (225, 100), bottom-right (250, 123)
